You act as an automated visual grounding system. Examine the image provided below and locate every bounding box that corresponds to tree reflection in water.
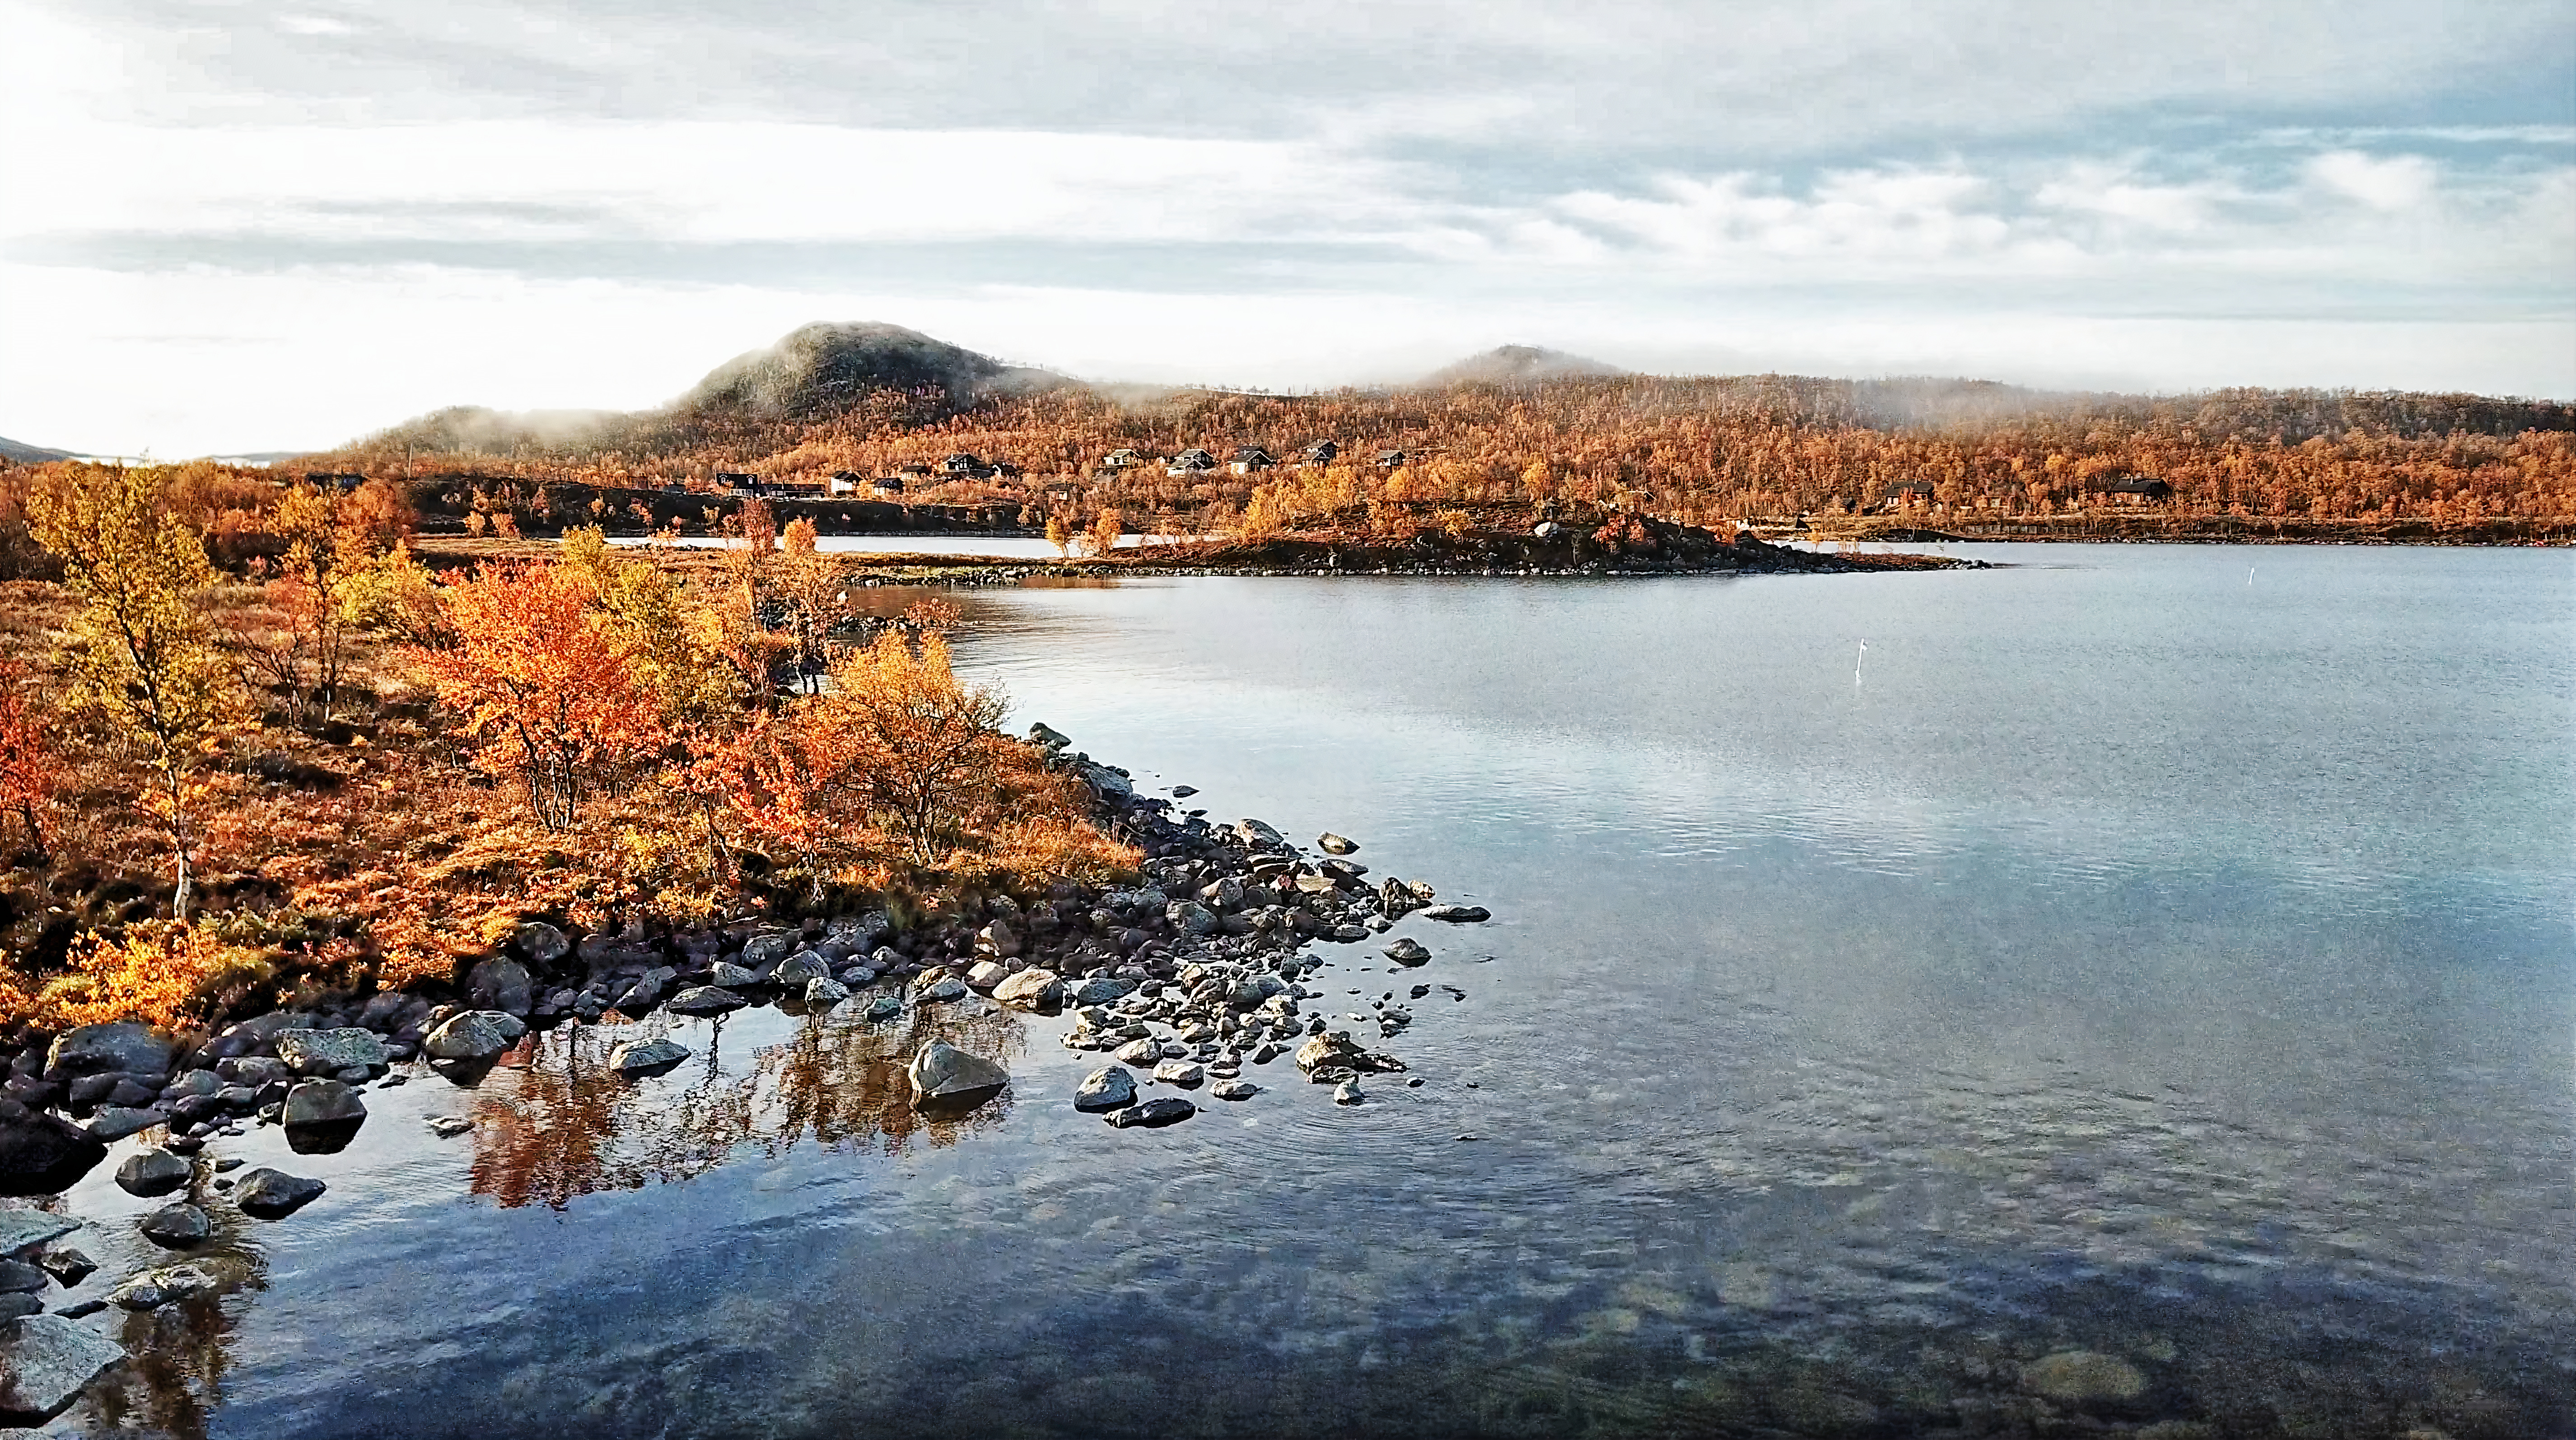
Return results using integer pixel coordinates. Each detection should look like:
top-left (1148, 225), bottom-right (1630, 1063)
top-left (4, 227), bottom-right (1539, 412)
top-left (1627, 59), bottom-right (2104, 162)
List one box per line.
top-left (79, 1192), bottom-right (267, 1440)
top-left (468, 1001), bottom-right (1026, 1211)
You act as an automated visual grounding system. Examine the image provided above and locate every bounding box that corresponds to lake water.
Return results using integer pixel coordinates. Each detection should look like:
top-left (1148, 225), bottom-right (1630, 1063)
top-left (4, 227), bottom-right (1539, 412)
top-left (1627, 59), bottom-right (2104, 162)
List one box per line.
top-left (29, 544), bottom-right (2575, 1438)
top-left (607, 533), bottom-right (1191, 557)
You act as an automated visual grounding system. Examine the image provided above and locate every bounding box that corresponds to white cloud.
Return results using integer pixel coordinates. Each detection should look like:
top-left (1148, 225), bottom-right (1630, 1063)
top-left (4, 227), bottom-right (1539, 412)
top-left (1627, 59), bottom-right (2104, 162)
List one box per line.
top-left (2306, 150), bottom-right (2439, 210)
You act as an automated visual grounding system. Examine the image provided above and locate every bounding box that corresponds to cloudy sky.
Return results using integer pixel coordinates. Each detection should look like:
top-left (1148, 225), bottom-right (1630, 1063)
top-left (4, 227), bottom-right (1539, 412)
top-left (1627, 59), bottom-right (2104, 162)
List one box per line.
top-left (4, 1), bottom-right (2571, 456)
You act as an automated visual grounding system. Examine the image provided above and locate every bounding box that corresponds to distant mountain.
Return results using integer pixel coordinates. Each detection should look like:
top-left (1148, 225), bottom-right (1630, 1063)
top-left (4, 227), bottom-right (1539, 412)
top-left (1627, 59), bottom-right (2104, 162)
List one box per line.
top-left (1423, 345), bottom-right (1627, 387)
top-left (0, 435), bottom-right (72, 464)
top-left (359, 322), bottom-right (1070, 454)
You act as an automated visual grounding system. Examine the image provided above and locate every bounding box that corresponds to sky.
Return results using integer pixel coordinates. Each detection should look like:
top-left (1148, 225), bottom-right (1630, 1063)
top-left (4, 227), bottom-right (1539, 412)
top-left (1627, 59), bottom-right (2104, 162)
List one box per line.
top-left (2, 1), bottom-right (2571, 457)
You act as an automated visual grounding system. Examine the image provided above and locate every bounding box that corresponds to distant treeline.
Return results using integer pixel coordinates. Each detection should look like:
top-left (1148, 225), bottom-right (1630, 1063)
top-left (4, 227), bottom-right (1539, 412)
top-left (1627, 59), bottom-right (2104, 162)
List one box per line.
top-left (307, 374), bottom-right (2576, 532)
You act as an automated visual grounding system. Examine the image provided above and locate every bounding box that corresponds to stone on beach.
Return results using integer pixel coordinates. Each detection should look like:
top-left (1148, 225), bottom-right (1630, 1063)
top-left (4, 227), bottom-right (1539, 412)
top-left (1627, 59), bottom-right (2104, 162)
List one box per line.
top-left (276, 1028), bottom-right (388, 1076)
top-left (1152, 1061), bottom-right (1205, 1088)
top-left (421, 1011), bottom-right (520, 1062)
top-left (1383, 938), bottom-right (1431, 965)
top-left (665, 986), bottom-right (748, 1016)
top-left (992, 968), bottom-right (1064, 1010)
top-left (803, 977), bottom-right (850, 1005)
top-left (47, 1023), bottom-right (173, 1080)
top-left (1423, 904), bottom-right (1490, 923)
top-left (1316, 832), bottom-right (1358, 854)
top-left (137, 1203), bottom-right (210, 1248)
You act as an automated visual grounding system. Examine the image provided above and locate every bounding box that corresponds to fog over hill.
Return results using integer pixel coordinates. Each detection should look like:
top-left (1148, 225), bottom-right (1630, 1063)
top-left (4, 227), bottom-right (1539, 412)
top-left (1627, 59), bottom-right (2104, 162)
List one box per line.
top-left (1422, 346), bottom-right (1628, 387)
top-left (338, 322), bottom-right (2576, 460)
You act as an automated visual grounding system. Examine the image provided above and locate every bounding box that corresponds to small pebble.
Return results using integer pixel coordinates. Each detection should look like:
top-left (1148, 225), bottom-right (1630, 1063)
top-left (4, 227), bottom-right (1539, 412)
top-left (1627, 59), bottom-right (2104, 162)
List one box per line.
top-left (1406, 1076), bottom-right (1425, 1088)
top-left (1456, 1133), bottom-right (1478, 1141)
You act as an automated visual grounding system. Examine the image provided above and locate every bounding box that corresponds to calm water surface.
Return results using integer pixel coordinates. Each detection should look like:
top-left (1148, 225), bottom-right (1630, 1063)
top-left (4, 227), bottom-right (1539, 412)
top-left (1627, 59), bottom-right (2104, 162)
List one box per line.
top-left (30, 544), bottom-right (2574, 1439)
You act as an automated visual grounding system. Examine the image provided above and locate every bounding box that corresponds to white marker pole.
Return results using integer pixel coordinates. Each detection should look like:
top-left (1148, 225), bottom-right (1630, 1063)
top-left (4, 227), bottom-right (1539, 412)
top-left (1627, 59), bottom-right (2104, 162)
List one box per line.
top-left (1854, 639), bottom-right (1868, 686)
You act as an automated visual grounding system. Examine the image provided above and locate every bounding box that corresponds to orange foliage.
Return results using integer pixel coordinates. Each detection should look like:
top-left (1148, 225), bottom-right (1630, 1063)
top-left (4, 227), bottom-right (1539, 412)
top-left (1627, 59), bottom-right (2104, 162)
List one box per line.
top-left (408, 562), bottom-right (666, 828)
top-left (40, 921), bottom-right (266, 1030)
top-left (0, 655), bottom-right (55, 858)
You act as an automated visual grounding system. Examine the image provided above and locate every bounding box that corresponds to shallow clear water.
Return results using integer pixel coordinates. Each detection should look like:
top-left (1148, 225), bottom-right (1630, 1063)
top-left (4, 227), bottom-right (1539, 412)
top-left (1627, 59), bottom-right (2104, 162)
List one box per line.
top-left (27, 544), bottom-right (2575, 1439)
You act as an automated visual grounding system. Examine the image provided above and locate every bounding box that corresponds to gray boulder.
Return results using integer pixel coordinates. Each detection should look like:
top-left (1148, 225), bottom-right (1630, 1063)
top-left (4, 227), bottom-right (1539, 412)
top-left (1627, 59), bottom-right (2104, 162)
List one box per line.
top-left (233, 1168), bottom-right (326, 1220)
top-left (83, 1108), bottom-right (167, 1144)
top-left (803, 977), bottom-right (850, 1005)
top-left (0, 1107), bottom-right (109, 1196)
top-left (992, 968), bottom-right (1063, 1011)
top-left (113, 1150), bottom-right (191, 1199)
top-left (863, 996), bottom-right (904, 1022)
top-left (275, 1028), bottom-right (388, 1076)
top-left (1170, 902), bottom-right (1220, 936)
top-left (605, 1038), bottom-right (690, 1078)
top-left (664, 986), bottom-right (747, 1016)
top-left (964, 960), bottom-right (1012, 992)
top-left (1382, 938), bottom-right (1431, 966)
top-left (705, 962), bottom-right (761, 989)
top-left (1113, 1038), bottom-right (1162, 1066)
top-left (1151, 1061), bottom-right (1205, 1088)
top-left (467, 957), bottom-right (535, 1015)
top-left (1106, 1097), bottom-right (1196, 1128)
top-left (1071, 977), bottom-right (1135, 1006)
top-left (0, 1313), bottom-right (128, 1422)
top-left (1072, 1067), bottom-right (1136, 1113)
top-left (1212, 1080), bottom-right (1261, 1101)
top-left (773, 950), bottom-right (832, 987)
top-left (905, 1042), bottom-right (1009, 1108)
top-left (911, 976), bottom-right (968, 1005)
top-left (420, 1011), bottom-right (517, 1062)
top-left (1333, 1080), bottom-right (1365, 1105)
top-left (48, 1022), bottom-right (173, 1080)
top-left (137, 1202), bottom-right (210, 1248)
top-left (513, 921), bottom-right (570, 964)
top-left (0, 1214), bottom-right (77, 1262)
top-left (739, 932), bottom-right (797, 970)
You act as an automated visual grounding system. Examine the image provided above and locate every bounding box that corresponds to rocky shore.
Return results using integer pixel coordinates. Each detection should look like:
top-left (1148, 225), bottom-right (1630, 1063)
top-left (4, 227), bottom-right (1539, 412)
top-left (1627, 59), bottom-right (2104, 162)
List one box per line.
top-left (0, 725), bottom-right (1487, 1421)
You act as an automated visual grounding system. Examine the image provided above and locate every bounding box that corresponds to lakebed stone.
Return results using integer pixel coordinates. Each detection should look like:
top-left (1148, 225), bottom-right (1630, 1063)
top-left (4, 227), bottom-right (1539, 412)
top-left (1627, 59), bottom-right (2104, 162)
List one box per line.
top-left (803, 977), bottom-right (850, 1005)
top-left (2022, 1351), bottom-right (2147, 1405)
top-left (421, 1011), bottom-right (522, 1062)
top-left (1107, 1097), bottom-right (1196, 1128)
top-left (991, 968), bottom-right (1063, 1010)
top-left (664, 986), bottom-right (747, 1016)
top-left (110, 1262), bottom-right (220, 1310)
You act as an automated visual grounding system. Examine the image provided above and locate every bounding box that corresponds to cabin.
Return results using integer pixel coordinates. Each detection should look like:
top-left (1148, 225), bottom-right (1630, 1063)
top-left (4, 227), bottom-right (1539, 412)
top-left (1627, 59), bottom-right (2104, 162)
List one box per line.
top-left (1879, 480), bottom-right (1936, 512)
top-left (1301, 441), bottom-right (1339, 465)
top-left (826, 470), bottom-right (864, 497)
top-left (764, 479), bottom-right (826, 498)
top-left (939, 452), bottom-right (988, 478)
top-left (871, 477), bottom-right (906, 497)
top-left (1230, 446), bottom-right (1276, 476)
top-left (1373, 448), bottom-right (1406, 469)
top-left (1100, 448), bottom-right (1146, 471)
top-left (1167, 447), bottom-right (1217, 477)
top-left (2091, 476), bottom-right (2174, 505)
top-left (714, 471), bottom-right (761, 495)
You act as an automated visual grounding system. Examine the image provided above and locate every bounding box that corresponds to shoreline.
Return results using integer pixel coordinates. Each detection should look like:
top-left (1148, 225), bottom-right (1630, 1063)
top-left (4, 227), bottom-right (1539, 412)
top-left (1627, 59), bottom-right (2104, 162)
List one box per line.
top-left (0, 723), bottom-right (1483, 1414)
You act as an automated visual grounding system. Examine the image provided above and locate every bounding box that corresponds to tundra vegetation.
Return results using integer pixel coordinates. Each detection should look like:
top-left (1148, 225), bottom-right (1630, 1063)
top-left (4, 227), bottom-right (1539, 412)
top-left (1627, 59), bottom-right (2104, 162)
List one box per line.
top-left (0, 460), bottom-right (1132, 1039)
top-left (302, 328), bottom-right (2576, 546)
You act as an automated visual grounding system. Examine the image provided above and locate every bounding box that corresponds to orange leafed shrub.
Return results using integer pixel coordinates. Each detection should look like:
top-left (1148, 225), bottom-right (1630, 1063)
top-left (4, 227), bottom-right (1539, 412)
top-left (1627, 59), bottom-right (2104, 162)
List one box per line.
top-left (0, 655), bottom-right (55, 858)
top-left (410, 562), bottom-right (667, 828)
top-left (39, 921), bottom-right (269, 1030)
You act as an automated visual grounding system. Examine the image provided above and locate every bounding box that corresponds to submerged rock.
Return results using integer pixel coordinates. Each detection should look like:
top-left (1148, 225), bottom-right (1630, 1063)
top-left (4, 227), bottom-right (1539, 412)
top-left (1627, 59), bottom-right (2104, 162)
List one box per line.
top-left (1383, 938), bottom-right (1431, 966)
top-left (1423, 904), bottom-right (1490, 923)
top-left (110, 1262), bottom-right (220, 1310)
top-left (233, 1169), bottom-right (326, 1220)
top-left (1211, 1080), bottom-right (1261, 1101)
top-left (0, 1313), bottom-right (128, 1422)
top-left (1316, 832), bottom-right (1358, 855)
top-left (1106, 1098), bottom-right (1196, 1128)
top-left (905, 1042), bottom-right (1009, 1108)
top-left (803, 977), bottom-right (850, 1005)
top-left (1333, 1080), bottom-right (1364, 1105)
top-left (1072, 1067), bottom-right (1137, 1113)
top-left (2022, 1351), bottom-right (2147, 1405)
